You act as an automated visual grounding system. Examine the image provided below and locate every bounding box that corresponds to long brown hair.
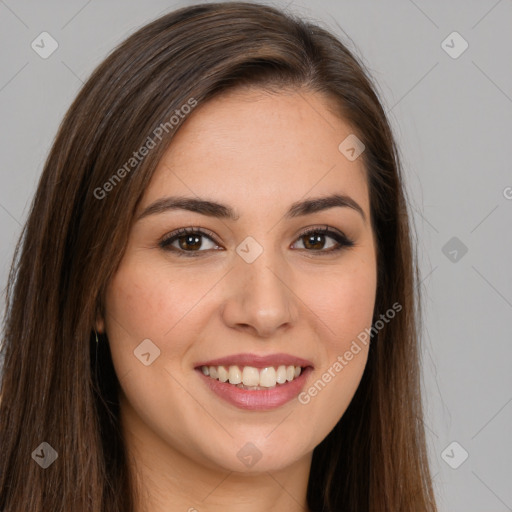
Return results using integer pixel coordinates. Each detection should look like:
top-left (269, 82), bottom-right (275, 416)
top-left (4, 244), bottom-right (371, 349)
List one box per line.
top-left (0, 2), bottom-right (437, 511)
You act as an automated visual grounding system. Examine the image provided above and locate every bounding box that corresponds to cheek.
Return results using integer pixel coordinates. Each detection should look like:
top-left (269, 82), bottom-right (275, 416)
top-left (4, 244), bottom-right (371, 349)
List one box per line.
top-left (334, 270), bottom-right (376, 343)
top-left (300, 258), bottom-right (377, 351)
top-left (294, 257), bottom-right (376, 429)
top-left (104, 259), bottom-right (221, 348)
top-left (102, 261), bottom-right (217, 438)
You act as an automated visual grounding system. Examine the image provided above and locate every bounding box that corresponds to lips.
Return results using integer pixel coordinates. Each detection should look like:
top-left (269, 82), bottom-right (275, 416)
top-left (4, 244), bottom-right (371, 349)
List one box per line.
top-left (194, 352), bottom-right (313, 369)
top-left (194, 352), bottom-right (314, 411)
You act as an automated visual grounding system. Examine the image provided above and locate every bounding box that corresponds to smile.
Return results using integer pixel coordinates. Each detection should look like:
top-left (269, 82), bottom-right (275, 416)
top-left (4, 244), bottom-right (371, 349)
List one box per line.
top-left (201, 364), bottom-right (303, 389)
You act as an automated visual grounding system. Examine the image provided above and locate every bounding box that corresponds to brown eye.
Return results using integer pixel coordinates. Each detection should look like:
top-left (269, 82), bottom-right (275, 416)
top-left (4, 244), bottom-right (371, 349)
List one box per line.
top-left (292, 226), bottom-right (355, 253)
top-left (176, 233), bottom-right (203, 251)
top-left (302, 232), bottom-right (329, 250)
top-left (159, 227), bottom-right (221, 256)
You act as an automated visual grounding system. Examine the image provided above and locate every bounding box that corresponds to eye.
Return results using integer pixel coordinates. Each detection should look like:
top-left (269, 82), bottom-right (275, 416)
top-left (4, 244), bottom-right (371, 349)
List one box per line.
top-left (159, 225), bottom-right (355, 257)
top-left (291, 225), bottom-right (355, 254)
top-left (159, 227), bottom-right (221, 257)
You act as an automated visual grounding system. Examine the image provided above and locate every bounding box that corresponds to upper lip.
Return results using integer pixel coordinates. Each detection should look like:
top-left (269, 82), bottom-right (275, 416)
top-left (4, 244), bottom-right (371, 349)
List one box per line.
top-left (194, 353), bottom-right (314, 369)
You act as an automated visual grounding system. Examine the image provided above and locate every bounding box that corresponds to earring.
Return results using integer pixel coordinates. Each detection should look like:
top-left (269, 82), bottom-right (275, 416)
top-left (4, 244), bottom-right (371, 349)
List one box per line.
top-left (95, 330), bottom-right (99, 344)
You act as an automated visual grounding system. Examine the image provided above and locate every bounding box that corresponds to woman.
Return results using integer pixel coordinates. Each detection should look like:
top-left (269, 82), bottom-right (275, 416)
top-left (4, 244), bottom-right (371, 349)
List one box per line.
top-left (0, 2), bottom-right (438, 511)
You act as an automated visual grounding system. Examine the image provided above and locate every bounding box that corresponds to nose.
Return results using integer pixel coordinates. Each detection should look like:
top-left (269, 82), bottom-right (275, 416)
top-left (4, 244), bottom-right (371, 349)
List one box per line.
top-left (221, 250), bottom-right (299, 338)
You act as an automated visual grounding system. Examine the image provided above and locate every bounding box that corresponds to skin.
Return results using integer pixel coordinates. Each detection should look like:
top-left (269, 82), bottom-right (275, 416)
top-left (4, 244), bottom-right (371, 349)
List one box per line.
top-left (96, 87), bottom-right (377, 512)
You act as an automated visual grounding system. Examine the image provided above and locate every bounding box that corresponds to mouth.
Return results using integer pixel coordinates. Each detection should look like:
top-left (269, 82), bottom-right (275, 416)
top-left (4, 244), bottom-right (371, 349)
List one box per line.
top-left (199, 364), bottom-right (305, 389)
top-left (194, 353), bottom-right (314, 411)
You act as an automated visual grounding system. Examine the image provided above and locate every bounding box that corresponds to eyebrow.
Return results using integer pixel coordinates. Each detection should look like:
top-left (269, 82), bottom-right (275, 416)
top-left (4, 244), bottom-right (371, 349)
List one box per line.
top-left (136, 193), bottom-right (366, 223)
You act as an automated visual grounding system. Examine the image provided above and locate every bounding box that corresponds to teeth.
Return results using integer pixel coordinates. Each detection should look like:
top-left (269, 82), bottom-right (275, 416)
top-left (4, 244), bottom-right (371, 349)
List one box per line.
top-left (242, 366), bottom-right (259, 386)
top-left (259, 367), bottom-right (276, 387)
top-left (228, 366), bottom-right (242, 385)
top-left (201, 364), bottom-right (304, 388)
top-left (217, 365), bottom-right (229, 382)
top-left (276, 365), bottom-right (287, 384)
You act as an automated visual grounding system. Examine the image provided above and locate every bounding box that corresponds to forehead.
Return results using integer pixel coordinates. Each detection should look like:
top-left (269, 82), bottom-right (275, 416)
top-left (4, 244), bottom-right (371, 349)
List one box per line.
top-left (142, 88), bottom-right (369, 218)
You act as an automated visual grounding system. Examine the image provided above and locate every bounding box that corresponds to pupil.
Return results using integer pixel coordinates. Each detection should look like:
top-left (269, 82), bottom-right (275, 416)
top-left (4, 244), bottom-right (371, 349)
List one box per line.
top-left (306, 234), bottom-right (324, 250)
top-left (180, 234), bottom-right (201, 250)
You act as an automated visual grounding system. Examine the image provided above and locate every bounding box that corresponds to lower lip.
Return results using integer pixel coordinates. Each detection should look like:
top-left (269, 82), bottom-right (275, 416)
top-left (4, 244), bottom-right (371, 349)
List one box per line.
top-left (197, 367), bottom-right (312, 411)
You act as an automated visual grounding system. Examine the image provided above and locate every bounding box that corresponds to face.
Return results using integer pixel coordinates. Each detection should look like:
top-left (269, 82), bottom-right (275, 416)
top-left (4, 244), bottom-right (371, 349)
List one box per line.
top-left (97, 88), bottom-right (377, 475)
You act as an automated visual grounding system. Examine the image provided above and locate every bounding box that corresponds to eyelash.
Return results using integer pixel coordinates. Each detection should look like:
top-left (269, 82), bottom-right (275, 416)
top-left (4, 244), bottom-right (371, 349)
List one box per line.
top-left (158, 225), bottom-right (355, 258)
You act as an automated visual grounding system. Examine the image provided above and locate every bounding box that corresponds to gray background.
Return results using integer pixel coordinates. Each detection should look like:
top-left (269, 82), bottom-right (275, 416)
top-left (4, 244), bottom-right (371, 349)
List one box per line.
top-left (1, 1), bottom-right (511, 510)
